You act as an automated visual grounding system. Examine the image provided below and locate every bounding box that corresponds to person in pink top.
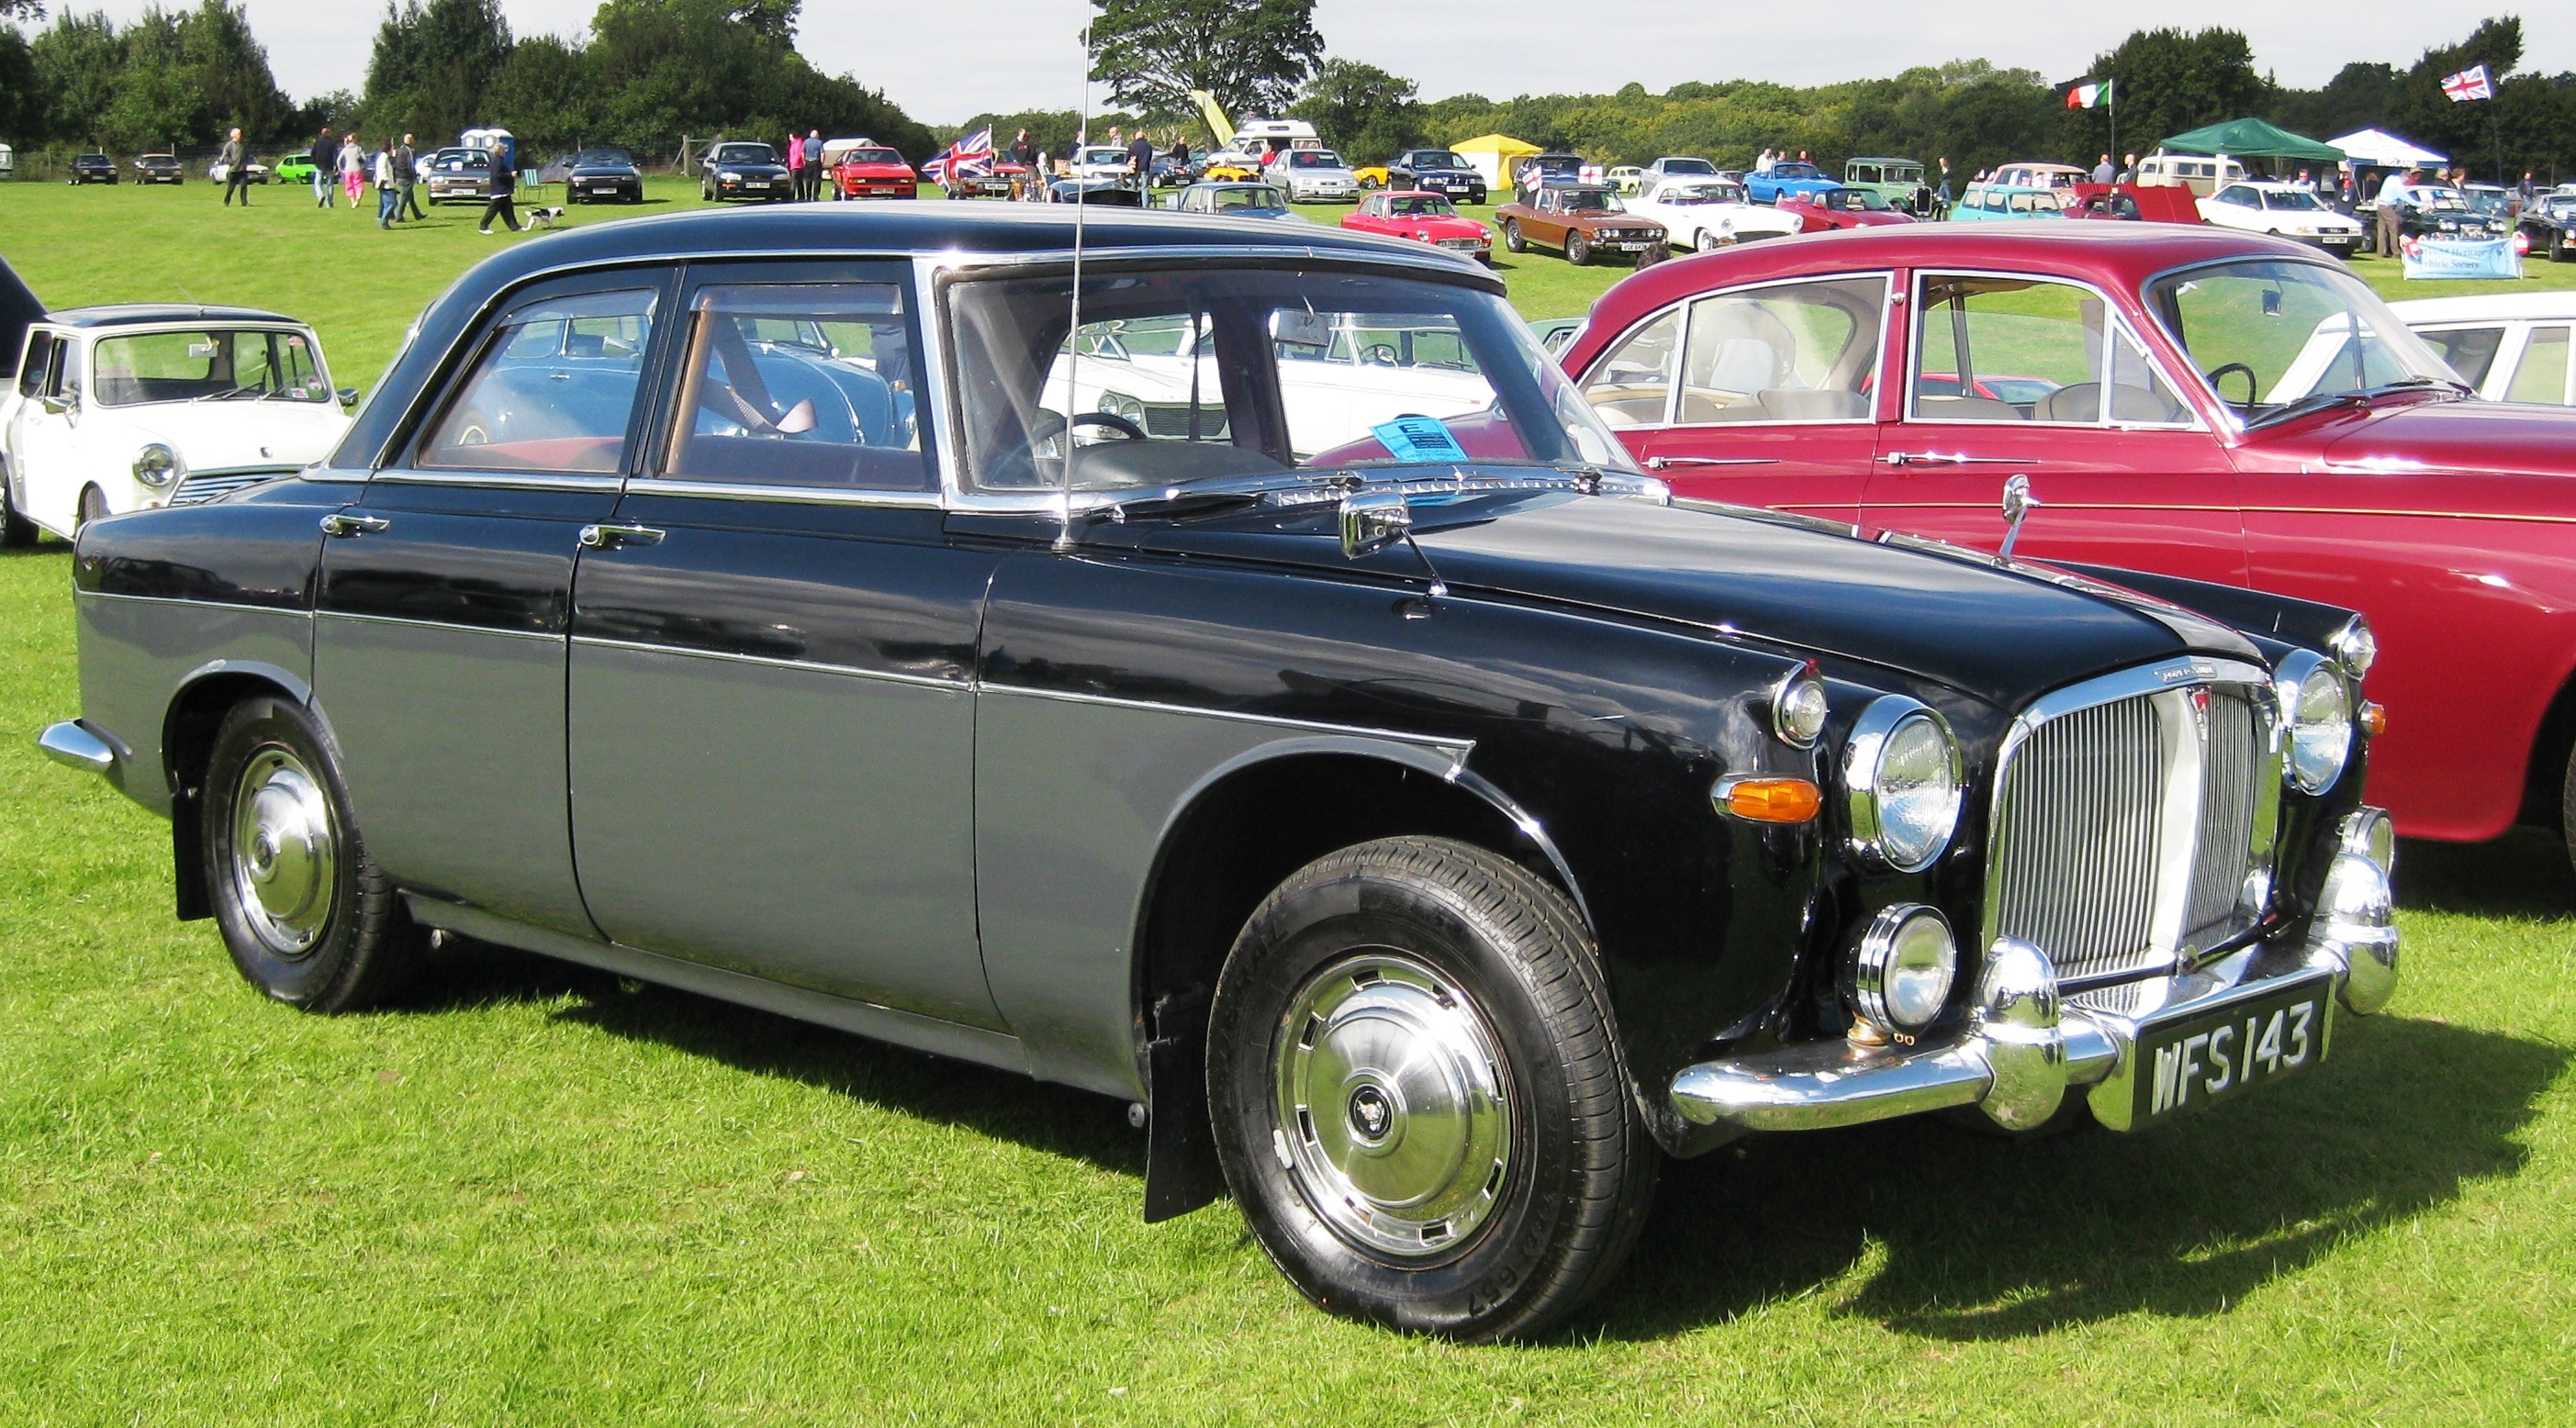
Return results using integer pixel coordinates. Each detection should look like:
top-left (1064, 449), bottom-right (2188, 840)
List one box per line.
top-left (786, 132), bottom-right (805, 201)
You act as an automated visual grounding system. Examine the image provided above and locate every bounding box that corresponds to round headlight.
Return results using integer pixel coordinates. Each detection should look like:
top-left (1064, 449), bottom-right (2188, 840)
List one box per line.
top-left (1097, 391), bottom-right (1146, 423)
top-left (1844, 903), bottom-right (1958, 1036)
top-left (1769, 664), bottom-right (1829, 749)
top-left (2329, 616), bottom-right (2376, 678)
top-left (132, 443), bottom-right (178, 488)
top-left (2277, 649), bottom-right (2353, 793)
top-left (1843, 697), bottom-right (1963, 873)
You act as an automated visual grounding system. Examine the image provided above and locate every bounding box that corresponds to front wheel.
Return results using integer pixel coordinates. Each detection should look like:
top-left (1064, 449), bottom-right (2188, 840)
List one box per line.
top-left (74, 485), bottom-right (106, 530)
top-left (1501, 218), bottom-right (1526, 252)
top-left (0, 459), bottom-right (35, 546)
top-left (1207, 837), bottom-right (1655, 1342)
top-left (204, 696), bottom-right (425, 1010)
top-left (1565, 232), bottom-right (1592, 266)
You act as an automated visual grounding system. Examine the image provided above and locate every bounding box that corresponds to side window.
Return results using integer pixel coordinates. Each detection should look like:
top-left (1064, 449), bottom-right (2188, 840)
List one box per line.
top-left (1913, 275), bottom-right (2104, 423)
top-left (661, 282), bottom-right (929, 491)
top-left (1580, 307), bottom-right (1680, 427)
top-left (17, 333), bottom-right (53, 398)
top-left (2506, 327), bottom-right (2570, 406)
top-left (419, 288), bottom-right (657, 474)
top-left (1676, 275), bottom-right (1885, 424)
top-left (2417, 326), bottom-right (2504, 388)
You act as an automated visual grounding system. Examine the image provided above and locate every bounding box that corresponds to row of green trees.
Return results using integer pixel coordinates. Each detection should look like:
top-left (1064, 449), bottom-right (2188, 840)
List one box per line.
top-left (0, 0), bottom-right (302, 153)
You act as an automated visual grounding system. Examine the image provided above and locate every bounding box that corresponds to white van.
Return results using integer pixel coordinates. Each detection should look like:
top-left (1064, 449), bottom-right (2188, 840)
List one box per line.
top-left (2134, 151), bottom-right (2248, 197)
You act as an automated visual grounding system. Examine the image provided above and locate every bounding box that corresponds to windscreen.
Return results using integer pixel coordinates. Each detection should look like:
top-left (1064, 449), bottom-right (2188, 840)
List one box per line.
top-left (2147, 259), bottom-right (2459, 419)
top-left (946, 265), bottom-right (1633, 491)
top-left (1660, 158), bottom-right (1717, 174)
top-left (92, 329), bottom-right (330, 406)
top-left (2260, 189), bottom-right (2326, 211)
top-left (1411, 152), bottom-right (1465, 168)
top-left (714, 144), bottom-right (776, 164)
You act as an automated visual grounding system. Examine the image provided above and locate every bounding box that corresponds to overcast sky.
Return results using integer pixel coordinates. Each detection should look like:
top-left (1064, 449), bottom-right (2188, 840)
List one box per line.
top-left (70, 0), bottom-right (2576, 128)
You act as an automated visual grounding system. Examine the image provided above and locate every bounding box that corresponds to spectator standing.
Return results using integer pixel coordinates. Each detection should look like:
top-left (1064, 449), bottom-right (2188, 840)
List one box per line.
top-left (785, 131), bottom-right (805, 200)
top-left (339, 135), bottom-right (364, 208)
top-left (311, 128), bottom-right (334, 206)
top-left (218, 128), bottom-right (252, 206)
top-left (1934, 156), bottom-right (1953, 214)
top-left (396, 135), bottom-right (425, 219)
top-left (2091, 153), bottom-right (2114, 184)
top-left (2293, 168), bottom-right (2314, 193)
top-left (2374, 167), bottom-right (2414, 256)
top-left (1009, 128), bottom-right (1034, 200)
top-left (1754, 149), bottom-right (1775, 174)
top-left (1126, 128), bottom-right (1153, 189)
top-left (805, 130), bottom-right (823, 200)
top-left (2520, 171), bottom-right (2537, 207)
top-left (479, 143), bottom-right (522, 233)
top-left (375, 141), bottom-right (398, 228)
top-left (1169, 136), bottom-right (1189, 181)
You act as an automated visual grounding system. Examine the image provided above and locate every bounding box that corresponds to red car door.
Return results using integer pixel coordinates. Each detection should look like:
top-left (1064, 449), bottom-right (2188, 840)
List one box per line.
top-left (1863, 268), bottom-right (2246, 585)
top-left (1579, 272), bottom-right (1893, 520)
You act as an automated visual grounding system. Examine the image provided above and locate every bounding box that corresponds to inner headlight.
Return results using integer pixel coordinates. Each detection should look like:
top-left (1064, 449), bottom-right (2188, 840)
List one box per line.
top-left (2277, 649), bottom-right (2353, 793)
top-left (1842, 696), bottom-right (1962, 873)
top-left (1095, 391), bottom-right (1146, 428)
top-left (1843, 903), bottom-right (1959, 1037)
top-left (132, 443), bottom-right (179, 488)
top-left (718, 170), bottom-right (741, 181)
top-left (1769, 663), bottom-right (1829, 748)
top-left (2329, 615), bottom-right (2376, 678)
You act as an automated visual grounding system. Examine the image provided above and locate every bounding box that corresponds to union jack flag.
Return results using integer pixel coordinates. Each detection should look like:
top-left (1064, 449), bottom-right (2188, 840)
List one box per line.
top-left (924, 127), bottom-right (995, 184)
top-left (2442, 64), bottom-right (2493, 102)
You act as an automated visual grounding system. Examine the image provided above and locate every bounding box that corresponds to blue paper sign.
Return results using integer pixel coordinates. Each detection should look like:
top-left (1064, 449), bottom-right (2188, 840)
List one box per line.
top-left (1371, 414), bottom-right (1467, 463)
top-left (2402, 236), bottom-right (2521, 280)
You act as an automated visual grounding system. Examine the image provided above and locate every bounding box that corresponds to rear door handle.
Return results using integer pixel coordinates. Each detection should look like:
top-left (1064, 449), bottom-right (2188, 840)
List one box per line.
top-left (319, 513), bottom-right (389, 537)
top-left (1880, 452), bottom-right (2039, 467)
top-left (577, 522), bottom-right (666, 550)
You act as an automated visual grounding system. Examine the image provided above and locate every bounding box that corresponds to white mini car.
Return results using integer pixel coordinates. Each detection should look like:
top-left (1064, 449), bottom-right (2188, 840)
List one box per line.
top-left (2197, 181), bottom-right (2365, 253)
top-left (2392, 293), bottom-right (2576, 407)
top-left (1623, 175), bottom-right (1803, 251)
top-left (2, 305), bottom-right (353, 542)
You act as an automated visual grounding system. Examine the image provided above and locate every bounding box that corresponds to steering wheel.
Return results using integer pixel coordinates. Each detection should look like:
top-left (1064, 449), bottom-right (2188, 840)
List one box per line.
top-left (2202, 362), bottom-right (2260, 409)
top-left (1362, 344), bottom-right (1398, 366)
top-left (1068, 411), bottom-right (1147, 441)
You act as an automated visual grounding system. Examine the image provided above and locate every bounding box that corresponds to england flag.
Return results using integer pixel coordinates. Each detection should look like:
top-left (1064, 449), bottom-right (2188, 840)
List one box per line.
top-left (2442, 64), bottom-right (2493, 103)
top-left (924, 127), bottom-right (995, 184)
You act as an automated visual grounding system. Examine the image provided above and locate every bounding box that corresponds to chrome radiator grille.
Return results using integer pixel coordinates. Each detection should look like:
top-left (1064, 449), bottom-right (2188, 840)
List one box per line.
top-left (1984, 664), bottom-right (2278, 987)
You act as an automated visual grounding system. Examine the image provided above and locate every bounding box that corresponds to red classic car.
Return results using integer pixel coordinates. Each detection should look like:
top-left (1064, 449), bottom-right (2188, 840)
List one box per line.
top-left (825, 140), bottom-right (920, 199)
top-left (1562, 223), bottom-right (2576, 870)
top-left (2063, 183), bottom-right (2201, 223)
top-left (1776, 185), bottom-right (1917, 232)
top-left (1338, 189), bottom-right (1492, 262)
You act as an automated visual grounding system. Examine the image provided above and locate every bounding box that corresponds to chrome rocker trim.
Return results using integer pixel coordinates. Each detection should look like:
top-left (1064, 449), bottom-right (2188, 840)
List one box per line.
top-left (1669, 811), bottom-right (2397, 1136)
top-left (37, 720), bottom-right (121, 777)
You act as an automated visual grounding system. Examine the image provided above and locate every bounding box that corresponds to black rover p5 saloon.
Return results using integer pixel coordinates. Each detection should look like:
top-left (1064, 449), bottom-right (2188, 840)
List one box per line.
top-left (44, 203), bottom-right (2399, 1340)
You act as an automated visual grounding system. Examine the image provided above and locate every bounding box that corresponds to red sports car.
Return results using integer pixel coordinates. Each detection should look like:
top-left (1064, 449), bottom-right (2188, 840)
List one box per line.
top-left (828, 141), bottom-right (920, 199)
top-left (1339, 190), bottom-right (1493, 262)
top-left (1775, 185), bottom-right (1916, 232)
top-left (1562, 223), bottom-right (2576, 870)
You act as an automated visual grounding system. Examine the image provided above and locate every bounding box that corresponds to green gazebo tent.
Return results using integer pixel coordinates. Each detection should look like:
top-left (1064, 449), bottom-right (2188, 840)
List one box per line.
top-left (2155, 117), bottom-right (2345, 163)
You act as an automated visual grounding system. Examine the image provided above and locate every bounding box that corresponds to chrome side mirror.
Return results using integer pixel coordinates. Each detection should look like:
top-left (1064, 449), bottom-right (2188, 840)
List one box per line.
top-left (335, 386), bottom-right (359, 407)
top-left (1998, 474), bottom-right (2042, 561)
top-left (1338, 489), bottom-right (1413, 560)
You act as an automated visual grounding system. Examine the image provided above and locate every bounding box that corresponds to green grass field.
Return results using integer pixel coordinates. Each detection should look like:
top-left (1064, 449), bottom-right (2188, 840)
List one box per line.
top-left (4, 176), bottom-right (2576, 1423)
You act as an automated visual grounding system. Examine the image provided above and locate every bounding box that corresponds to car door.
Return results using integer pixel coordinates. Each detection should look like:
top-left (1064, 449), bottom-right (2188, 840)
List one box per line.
top-left (1864, 269), bottom-right (2246, 584)
top-left (313, 272), bottom-right (673, 938)
top-left (8, 330), bottom-right (79, 531)
top-left (564, 261), bottom-right (1004, 1028)
top-left (1581, 273), bottom-right (1891, 520)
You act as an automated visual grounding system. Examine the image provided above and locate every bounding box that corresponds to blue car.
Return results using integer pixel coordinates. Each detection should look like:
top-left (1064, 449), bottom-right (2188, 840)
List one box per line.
top-left (1742, 161), bottom-right (1837, 205)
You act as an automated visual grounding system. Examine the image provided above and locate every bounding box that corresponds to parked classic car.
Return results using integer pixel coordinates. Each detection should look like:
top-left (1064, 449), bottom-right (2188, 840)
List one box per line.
top-left (1776, 185), bottom-right (1916, 232)
top-left (2516, 191), bottom-right (2576, 262)
top-left (272, 154), bottom-right (317, 184)
top-left (1607, 165), bottom-right (1643, 195)
top-left (2133, 152), bottom-right (2247, 197)
top-left (1339, 190), bottom-right (1491, 260)
top-left (1990, 162), bottom-right (2089, 192)
top-left (2391, 184), bottom-right (2510, 245)
top-left (1623, 177), bottom-right (1803, 251)
top-left (1510, 152), bottom-right (1587, 203)
top-left (1198, 149), bottom-right (1266, 183)
top-left (560, 146), bottom-right (644, 204)
top-left (1742, 161), bottom-right (1836, 205)
top-left (1270, 148), bottom-right (1360, 203)
top-left (1172, 181), bottom-right (1302, 220)
top-left (1843, 157), bottom-right (1932, 215)
top-left (1047, 175), bottom-right (1147, 206)
top-left (1381, 149), bottom-right (1488, 205)
top-left (2064, 183), bottom-right (2201, 223)
top-left (2, 304), bottom-right (351, 541)
top-left (1948, 180), bottom-right (2069, 221)
top-left (1495, 184), bottom-right (1666, 265)
top-left (39, 203), bottom-right (2397, 1341)
top-left (700, 141), bottom-right (791, 202)
top-left (70, 152), bottom-right (118, 184)
top-left (1561, 221), bottom-right (2576, 872)
top-left (132, 153), bottom-right (185, 184)
top-left (1639, 157), bottom-right (1721, 186)
top-left (207, 157), bottom-right (271, 184)
top-left (424, 147), bottom-right (495, 204)
top-left (823, 139), bottom-right (919, 199)
top-left (2198, 182), bottom-right (2364, 254)
top-left (2394, 293), bottom-right (2574, 407)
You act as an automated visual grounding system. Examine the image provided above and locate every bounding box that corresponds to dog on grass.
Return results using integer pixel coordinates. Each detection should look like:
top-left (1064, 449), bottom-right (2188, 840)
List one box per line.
top-left (524, 206), bottom-right (566, 229)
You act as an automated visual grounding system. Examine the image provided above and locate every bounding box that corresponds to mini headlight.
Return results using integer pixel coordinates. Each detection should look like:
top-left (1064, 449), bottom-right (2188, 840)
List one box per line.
top-left (2329, 615), bottom-right (2376, 678)
top-left (2276, 649), bottom-right (2353, 793)
top-left (1097, 391), bottom-right (1146, 423)
top-left (132, 443), bottom-right (178, 488)
top-left (1843, 903), bottom-right (1958, 1037)
top-left (1768, 663), bottom-right (1829, 749)
top-left (1842, 697), bottom-right (1962, 873)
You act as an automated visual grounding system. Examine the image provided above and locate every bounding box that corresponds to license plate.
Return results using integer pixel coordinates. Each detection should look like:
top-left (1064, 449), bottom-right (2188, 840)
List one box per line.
top-left (2130, 978), bottom-right (2332, 1127)
top-left (592, 187), bottom-right (617, 195)
top-left (745, 181), bottom-right (769, 189)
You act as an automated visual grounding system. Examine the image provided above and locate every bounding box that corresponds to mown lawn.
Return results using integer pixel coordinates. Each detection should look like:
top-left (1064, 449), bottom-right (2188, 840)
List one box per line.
top-left (3, 174), bottom-right (2575, 1424)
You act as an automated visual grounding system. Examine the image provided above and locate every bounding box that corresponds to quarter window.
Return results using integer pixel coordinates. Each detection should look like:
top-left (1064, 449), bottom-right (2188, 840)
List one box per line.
top-left (17, 333), bottom-right (55, 398)
top-left (658, 283), bottom-right (929, 491)
top-left (419, 289), bottom-right (657, 474)
top-left (1673, 276), bottom-right (1884, 424)
top-left (2506, 327), bottom-right (2571, 406)
top-left (1581, 308), bottom-right (1679, 427)
top-left (2416, 326), bottom-right (2505, 388)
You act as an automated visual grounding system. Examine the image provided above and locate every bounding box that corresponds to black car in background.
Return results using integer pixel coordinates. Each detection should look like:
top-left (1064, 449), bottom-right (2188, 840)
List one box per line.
top-left (132, 153), bottom-right (185, 184)
top-left (700, 140), bottom-right (790, 202)
top-left (1384, 148), bottom-right (1487, 206)
top-left (1511, 151), bottom-right (1585, 203)
top-left (2395, 184), bottom-right (2510, 243)
top-left (424, 147), bottom-right (495, 204)
top-left (70, 152), bottom-right (117, 184)
top-left (2519, 191), bottom-right (2576, 262)
top-left (563, 147), bottom-right (644, 205)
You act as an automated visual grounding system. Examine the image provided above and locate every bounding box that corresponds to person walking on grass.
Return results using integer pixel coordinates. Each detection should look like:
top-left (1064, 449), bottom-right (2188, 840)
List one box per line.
top-left (375, 141), bottom-right (400, 228)
top-left (311, 128), bottom-right (334, 206)
top-left (478, 144), bottom-right (521, 233)
top-left (396, 134), bottom-right (425, 220)
top-left (219, 128), bottom-right (252, 206)
top-left (786, 130), bottom-right (805, 201)
top-left (805, 129), bottom-right (823, 200)
top-left (339, 134), bottom-right (364, 208)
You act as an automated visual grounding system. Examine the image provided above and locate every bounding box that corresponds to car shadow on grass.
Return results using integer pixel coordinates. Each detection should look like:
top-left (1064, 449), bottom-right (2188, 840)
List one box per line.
top-left (2394, 827), bottom-right (2576, 920)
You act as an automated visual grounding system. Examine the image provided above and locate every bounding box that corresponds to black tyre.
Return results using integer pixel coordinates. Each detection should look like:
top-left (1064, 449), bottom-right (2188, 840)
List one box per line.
top-left (0, 459), bottom-right (36, 547)
top-left (1207, 837), bottom-right (1655, 1342)
top-left (1638, 241), bottom-right (1669, 269)
top-left (1565, 231), bottom-right (1592, 266)
top-left (1501, 218), bottom-right (1526, 252)
top-left (2561, 743), bottom-right (2576, 877)
top-left (74, 485), bottom-right (106, 530)
top-left (204, 696), bottom-right (424, 1011)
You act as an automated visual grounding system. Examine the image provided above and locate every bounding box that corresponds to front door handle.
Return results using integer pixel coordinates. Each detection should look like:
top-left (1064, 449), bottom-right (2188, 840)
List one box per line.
top-left (319, 513), bottom-right (389, 537)
top-left (577, 522), bottom-right (666, 550)
top-left (1880, 452), bottom-right (2040, 467)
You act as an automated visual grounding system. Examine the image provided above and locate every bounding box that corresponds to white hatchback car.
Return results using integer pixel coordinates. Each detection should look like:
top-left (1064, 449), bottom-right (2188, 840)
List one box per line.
top-left (2392, 293), bottom-right (2576, 407)
top-left (3, 305), bottom-right (353, 542)
top-left (2197, 181), bottom-right (2366, 253)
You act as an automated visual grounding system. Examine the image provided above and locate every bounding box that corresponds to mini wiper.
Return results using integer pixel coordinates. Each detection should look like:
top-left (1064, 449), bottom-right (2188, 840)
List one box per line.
top-left (192, 385), bottom-right (265, 403)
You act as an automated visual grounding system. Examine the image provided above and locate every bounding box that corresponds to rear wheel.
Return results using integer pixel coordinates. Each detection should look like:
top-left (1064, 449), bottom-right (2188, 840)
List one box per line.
top-left (1501, 218), bottom-right (1526, 252)
top-left (1207, 837), bottom-right (1656, 1342)
top-left (1565, 232), bottom-right (1592, 266)
top-left (2561, 746), bottom-right (2576, 876)
top-left (204, 696), bottom-right (425, 1011)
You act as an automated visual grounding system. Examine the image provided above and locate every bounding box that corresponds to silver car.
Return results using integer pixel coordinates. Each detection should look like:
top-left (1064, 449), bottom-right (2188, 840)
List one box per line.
top-left (1271, 148), bottom-right (1360, 203)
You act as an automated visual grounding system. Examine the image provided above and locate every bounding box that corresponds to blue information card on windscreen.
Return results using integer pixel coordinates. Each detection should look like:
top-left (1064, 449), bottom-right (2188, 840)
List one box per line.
top-left (1371, 415), bottom-right (1467, 463)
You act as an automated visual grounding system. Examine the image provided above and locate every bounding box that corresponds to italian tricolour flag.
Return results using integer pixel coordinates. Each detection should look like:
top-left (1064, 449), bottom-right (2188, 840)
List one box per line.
top-left (2066, 80), bottom-right (2113, 109)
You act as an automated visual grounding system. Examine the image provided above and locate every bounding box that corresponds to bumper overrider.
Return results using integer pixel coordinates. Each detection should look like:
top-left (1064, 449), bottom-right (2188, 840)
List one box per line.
top-left (1671, 809), bottom-right (2398, 1135)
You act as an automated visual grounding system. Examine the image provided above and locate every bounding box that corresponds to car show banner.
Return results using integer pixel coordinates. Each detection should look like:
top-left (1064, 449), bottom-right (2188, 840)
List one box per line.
top-left (2401, 234), bottom-right (2519, 279)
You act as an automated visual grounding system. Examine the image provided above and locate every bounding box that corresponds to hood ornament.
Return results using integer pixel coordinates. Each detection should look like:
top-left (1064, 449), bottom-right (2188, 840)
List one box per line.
top-left (1997, 474), bottom-right (2041, 562)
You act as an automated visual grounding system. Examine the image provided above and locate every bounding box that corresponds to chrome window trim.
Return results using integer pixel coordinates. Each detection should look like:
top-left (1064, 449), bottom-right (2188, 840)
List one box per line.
top-left (618, 478), bottom-right (942, 508)
top-left (1575, 270), bottom-right (1898, 432)
top-left (1906, 267), bottom-right (2207, 432)
top-left (369, 469), bottom-right (627, 493)
top-left (2133, 251), bottom-right (2369, 434)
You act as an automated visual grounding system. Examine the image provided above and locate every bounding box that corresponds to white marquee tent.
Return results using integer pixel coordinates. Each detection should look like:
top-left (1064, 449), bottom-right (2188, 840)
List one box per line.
top-left (2327, 128), bottom-right (2448, 168)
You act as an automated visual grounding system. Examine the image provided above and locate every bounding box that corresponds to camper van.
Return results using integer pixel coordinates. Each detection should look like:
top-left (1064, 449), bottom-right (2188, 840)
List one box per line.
top-left (2134, 151), bottom-right (2249, 197)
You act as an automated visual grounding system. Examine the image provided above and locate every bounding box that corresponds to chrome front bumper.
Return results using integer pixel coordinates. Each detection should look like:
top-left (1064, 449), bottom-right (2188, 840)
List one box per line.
top-left (1671, 810), bottom-right (2399, 1135)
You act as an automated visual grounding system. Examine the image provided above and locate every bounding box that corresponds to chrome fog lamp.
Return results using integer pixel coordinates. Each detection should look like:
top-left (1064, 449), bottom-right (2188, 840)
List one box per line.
top-left (1843, 697), bottom-right (1962, 872)
top-left (2338, 807), bottom-right (2397, 874)
top-left (132, 443), bottom-right (179, 488)
top-left (2329, 616), bottom-right (2377, 679)
top-left (1843, 903), bottom-right (1959, 1037)
top-left (2276, 650), bottom-right (2353, 794)
top-left (1768, 663), bottom-right (1828, 749)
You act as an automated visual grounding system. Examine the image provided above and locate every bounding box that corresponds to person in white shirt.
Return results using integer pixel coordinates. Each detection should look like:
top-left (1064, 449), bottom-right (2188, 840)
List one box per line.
top-left (1754, 149), bottom-right (1775, 174)
top-left (2374, 168), bottom-right (2414, 256)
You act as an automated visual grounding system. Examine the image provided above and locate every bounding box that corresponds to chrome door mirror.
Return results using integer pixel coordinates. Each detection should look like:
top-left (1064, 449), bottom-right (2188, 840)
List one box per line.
top-left (335, 386), bottom-right (359, 407)
top-left (1338, 489), bottom-right (1414, 560)
top-left (1998, 473), bottom-right (2041, 560)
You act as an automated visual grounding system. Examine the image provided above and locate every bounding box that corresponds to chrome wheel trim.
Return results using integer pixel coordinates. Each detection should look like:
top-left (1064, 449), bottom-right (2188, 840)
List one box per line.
top-left (1271, 951), bottom-right (1516, 1262)
top-left (228, 746), bottom-right (338, 957)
